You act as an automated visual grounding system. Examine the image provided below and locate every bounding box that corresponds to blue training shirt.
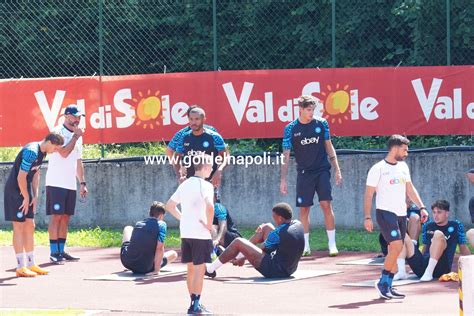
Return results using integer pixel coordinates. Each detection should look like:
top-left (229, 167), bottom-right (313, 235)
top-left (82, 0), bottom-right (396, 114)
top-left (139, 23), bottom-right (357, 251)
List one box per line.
top-left (282, 118), bottom-right (331, 172)
top-left (422, 220), bottom-right (466, 271)
top-left (168, 124), bottom-right (216, 151)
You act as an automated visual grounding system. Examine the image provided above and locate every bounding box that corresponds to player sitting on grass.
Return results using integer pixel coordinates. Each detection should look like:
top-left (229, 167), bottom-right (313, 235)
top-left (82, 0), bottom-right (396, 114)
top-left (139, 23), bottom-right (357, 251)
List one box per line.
top-left (394, 200), bottom-right (471, 281)
top-left (205, 202), bottom-right (304, 279)
top-left (120, 201), bottom-right (177, 274)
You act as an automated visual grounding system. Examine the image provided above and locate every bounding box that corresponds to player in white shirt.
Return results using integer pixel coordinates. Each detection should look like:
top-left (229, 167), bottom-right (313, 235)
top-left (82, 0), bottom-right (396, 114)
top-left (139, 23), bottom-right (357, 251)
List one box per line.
top-left (364, 135), bottom-right (427, 300)
top-left (45, 105), bottom-right (88, 263)
top-left (166, 154), bottom-right (214, 315)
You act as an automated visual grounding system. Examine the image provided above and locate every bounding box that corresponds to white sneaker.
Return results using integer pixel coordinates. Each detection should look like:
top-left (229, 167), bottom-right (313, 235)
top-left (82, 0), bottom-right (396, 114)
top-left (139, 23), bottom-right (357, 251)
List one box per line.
top-left (393, 271), bottom-right (409, 281)
top-left (302, 249), bottom-right (311, 257)
top-left (420, 274), bottom-right (433, 282)
top-left (328, 244), bottom-right (339, 257)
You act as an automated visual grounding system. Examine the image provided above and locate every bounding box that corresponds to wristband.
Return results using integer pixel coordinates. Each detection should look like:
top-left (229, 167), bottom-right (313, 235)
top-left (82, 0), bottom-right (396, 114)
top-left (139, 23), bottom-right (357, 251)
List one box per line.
top-left (364, 217), bottom-right (372, 220)
top-left (80, 182), bottom-right (86, 186)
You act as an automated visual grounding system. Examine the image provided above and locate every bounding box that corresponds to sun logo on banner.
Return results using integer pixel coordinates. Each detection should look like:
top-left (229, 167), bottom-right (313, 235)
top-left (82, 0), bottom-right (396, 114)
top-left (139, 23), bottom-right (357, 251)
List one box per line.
top-left (131, 90), bottom-right (163, 129)
top-left (320, 83), bottom-right (351, 124)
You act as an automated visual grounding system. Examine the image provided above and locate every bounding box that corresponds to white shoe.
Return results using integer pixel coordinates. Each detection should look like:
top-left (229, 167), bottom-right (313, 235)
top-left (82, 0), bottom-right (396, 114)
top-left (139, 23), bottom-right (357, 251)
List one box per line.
top-left (420, 274), bottom-right (433, 282)
top-left (393, 272), bottom-right (408, 281)
top-left (328, 244), bottom-right (339, 257)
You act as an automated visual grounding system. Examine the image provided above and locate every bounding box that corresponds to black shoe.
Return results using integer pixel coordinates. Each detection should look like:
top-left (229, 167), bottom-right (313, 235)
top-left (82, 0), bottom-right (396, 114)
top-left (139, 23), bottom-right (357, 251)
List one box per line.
top-left (187, 304), bottom-right (212, 315)
top-left (375, 281), bottom-right (392, 300)
top-left (61, 252), bottom-right (80, 261)
top-left (49, 252), bottom-right (65, 264)
top-left (389, 287), bottom-right (405, 299)
top-left (205, 269), bottom-right (216, 279)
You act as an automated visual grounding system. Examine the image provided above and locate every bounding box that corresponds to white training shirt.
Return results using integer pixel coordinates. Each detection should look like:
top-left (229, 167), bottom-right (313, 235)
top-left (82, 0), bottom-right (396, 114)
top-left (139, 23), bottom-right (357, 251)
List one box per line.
top-left (170, 176), bottom-right (214, 240)
top-left (366, 160), bottom-right (412, 216)
top-left (45, 125), bottom-right (83, 190)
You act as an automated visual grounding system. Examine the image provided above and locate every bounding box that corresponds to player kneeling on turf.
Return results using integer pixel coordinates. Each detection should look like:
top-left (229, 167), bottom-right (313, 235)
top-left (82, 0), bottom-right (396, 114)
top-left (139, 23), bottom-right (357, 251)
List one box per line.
top-left (120, 201), bottom-right (177, 274)
top-left (205, 202), bottom-right (304, 278)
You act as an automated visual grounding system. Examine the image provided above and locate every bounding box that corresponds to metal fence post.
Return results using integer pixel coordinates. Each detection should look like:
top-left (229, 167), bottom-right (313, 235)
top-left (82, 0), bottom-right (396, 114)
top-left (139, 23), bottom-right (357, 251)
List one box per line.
top-left (99, 0), bottom-right (105, 158)
top-left (446, 0), bottom-right (451, 66)
top-left (213, 0), bottom-right (218, 71)
top-left (332, 0), bottom-right (336, 68)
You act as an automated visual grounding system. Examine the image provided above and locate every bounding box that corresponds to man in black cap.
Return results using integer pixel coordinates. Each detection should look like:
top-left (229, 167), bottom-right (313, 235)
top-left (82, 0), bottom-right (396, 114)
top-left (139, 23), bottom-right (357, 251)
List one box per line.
top-left (45, 105), bottom-right (88, 264)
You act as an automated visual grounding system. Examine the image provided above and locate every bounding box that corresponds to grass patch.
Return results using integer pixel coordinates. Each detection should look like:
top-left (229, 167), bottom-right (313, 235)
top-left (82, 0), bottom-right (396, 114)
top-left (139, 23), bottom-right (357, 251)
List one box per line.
top-left (0, 227), bottom-right (381, 252)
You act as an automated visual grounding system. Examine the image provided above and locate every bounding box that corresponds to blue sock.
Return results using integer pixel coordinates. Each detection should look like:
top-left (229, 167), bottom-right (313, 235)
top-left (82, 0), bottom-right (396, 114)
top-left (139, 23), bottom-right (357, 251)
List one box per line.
top-left (50, 240), bottom-right (58, 255)
top-left (379, 269), bottom-right (390, 284)
top-left (58, 238), bottom-right (66, 254)
top-left (191, 294), bottom-right (201, 311)
top-left (388, 273), bottom-right (395, 288)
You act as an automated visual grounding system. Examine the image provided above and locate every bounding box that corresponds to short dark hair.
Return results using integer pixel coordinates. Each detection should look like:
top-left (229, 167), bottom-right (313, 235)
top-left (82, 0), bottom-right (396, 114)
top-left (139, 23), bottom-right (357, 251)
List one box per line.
top-left (297, 95), bottom-right (317, 109)
top-left (149, 201), bottom-right (166, 217)
top-left (431, 200), bottom-right (450, 212)
top-left (187, 106), bottom-right (206, 118)
top-left (44, 132), bottom-right (64, 146)
top-left (272, 202), bottom-right (293, 220)
top-left (387, 134), bottom-right (410, 150)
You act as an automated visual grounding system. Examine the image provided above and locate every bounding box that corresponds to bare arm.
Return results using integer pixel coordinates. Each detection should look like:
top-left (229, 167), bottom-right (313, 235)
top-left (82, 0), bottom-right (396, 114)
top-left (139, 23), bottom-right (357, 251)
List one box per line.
top-left (58, 132), bottom-right (81, 158)
top-left (205, 198), bottom-right (214, 232)
top-left (165, 199), bottom-right (181, 221)
top-left (406, 182), bottom-right (428, 222)
top-left (153, 242), bottom-right (165, 274)
top-left (76, 159), bottom-right (88, 198)
top-left (211, 148), bottom-right (229, 187)
top-left (17, 171), bottom-right (30, 213)
top-left (166, 147), bottom-right (182, 181)
top-left (466, 172), bottom-right (474, 184)
top-left (324, 140), bottom-right (342, 185)
top-left (214, 220), bottom-right (227, 245)
top-left (459, 244), bottom-right (471, 256)
top-left (30, 170), bottom-right (41, 213)
top-left (279, 150), bottom-right (290, 194)
top-left (363, 186), bottom-right (376, 232)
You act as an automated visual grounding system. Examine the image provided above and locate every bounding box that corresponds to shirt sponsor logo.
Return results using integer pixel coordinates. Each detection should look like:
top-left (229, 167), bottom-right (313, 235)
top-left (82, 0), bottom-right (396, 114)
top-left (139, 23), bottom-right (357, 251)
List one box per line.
top-left (300, 137), bottom-right (319, 145)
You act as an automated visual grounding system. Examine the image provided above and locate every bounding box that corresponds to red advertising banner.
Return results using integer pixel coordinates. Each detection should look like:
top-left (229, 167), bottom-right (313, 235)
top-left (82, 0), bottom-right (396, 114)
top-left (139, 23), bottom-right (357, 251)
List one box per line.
top-left (0, 66), bottom-right (473, 147)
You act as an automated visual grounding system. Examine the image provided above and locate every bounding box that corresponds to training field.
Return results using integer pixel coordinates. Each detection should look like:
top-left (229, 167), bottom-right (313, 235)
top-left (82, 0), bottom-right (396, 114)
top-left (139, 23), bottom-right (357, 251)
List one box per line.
top-left (0, 246), bottom-right (459, 315)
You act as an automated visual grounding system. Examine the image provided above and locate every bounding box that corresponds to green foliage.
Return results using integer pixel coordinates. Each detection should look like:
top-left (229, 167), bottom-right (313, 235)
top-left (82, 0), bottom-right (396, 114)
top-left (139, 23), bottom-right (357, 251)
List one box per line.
top-left (1, 0), bottom-right (472, 79)
top-left (0, 227), bottom-right (382, 251)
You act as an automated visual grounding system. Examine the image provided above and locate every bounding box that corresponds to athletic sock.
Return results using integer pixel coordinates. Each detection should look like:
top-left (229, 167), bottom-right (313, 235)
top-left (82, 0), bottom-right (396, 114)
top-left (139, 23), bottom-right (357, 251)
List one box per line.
top-left (379, 269), bottom-right (390, 284)
top-left (387, 272), bottom-right (395, 288)
top-left (327, 229), bottom-right (336, 247)
top-left (191, 294), bottom-right (201, 311)
top-left (25, 251), bottom-right (35, 268)
top-left (422, 258), bottom-right (438, 279)
top-left (304, 233), bottom-right (310, 251)
top-left (50, 240), bottom-right (58, 255)
top-left (16, 253), bottom-right (25, 269)
top-left (397, 258), bottom-right (406, 274)
top-left (58, 238), bottom-right (66, 254)
top-left (207, 258), bottom-right (223, 273)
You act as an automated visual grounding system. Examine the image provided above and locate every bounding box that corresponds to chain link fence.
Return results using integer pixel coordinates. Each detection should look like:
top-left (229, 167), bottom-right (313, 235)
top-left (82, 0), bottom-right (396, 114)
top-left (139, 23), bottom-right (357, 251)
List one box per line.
top-left (1, 0), bottom-right (473, 79)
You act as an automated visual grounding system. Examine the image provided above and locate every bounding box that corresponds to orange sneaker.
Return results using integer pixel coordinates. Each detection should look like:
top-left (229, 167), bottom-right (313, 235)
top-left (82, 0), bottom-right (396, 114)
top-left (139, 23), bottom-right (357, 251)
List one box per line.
top-left (28, 265), bottom-right (49, 275)
top-left (16, 267), bottom-right (37, 277)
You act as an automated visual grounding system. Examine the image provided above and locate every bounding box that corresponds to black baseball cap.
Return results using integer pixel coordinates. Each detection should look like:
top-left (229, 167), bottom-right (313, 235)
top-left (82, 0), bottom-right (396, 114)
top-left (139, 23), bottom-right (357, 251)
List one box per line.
top-left (64, 105), bottom-right (85, 117)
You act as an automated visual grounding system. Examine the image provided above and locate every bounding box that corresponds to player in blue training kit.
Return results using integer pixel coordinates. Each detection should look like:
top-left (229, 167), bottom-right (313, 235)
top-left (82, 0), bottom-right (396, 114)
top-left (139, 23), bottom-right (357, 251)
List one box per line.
top-left (120, 202), bottom-right (177, 274)
top-left (395, 200), bottom-right (471, 281)
top-left (205, 202), bottom-right (304, 279)
top-left (4, 132), bottom-right (64, 277)
top-left (280, 95), bottom-right (342, 257)
top-left (212, 195), bottom-right (242, 253)
top-left (166, 105), bottom-right (217, 184)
